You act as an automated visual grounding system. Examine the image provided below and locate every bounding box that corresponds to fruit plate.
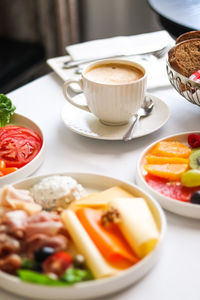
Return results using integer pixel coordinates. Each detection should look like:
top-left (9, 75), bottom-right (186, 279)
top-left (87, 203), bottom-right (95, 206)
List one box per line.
top-left (0, 113), bottom-right (45, 186)
top-left (136, 131), bottom-right (200, 219)
top-left (0, 172), bottom-right (166, 300)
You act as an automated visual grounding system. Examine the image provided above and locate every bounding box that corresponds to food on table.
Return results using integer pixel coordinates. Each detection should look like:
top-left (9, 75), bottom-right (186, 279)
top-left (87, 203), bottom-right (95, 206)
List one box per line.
top-left (62, 209), bottom-right (120, 279)
top-left (0, 160), bottom-right (18, 177)
top-left (0, 185), bottom-right (42, 214)
top-left (0, 94), bottom-right (16, 128)
top-left (0, 95), bottom-right (43, 178)
top-left (69, 186), bottom-right (134, 209)
top-left (144, 134), bottom-right (200, 204)
top-left (0, 176), bottom-right (160, 286)
top-left (190, 191), bottom-right (200, 204)
top-left (106, 197), bottom-right (159, 258)
top-left (189, 149), bottom-right (200, 169)
top-left (144, 164), bottom-right (188, 180)
top-left (168, 29), bottom-right (200, 77)
top-left (151, 141), bottom-right (191, 158)
top-left (181, 170), bottom-right (200, 187)
top-left (0, 125), bottom-right (42, 168)
top-left (188, 133), bottom-right (200, 148)
top-left (31, 176), bottom-right (86, 210)
top-left (168, 38), bottom-right (200, 78)
top-left (145, 155), bottom-right (189, 165)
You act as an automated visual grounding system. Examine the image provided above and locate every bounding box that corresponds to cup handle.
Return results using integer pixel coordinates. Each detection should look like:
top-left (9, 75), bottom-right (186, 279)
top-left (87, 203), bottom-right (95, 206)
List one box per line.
top-left (63, 79), bottom-right (90, 112)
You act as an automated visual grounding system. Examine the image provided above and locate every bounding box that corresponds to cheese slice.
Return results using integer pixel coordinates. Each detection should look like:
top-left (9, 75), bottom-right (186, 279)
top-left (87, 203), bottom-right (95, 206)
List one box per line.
top-left (110, 197), bottom-right (159, 258)
top-left (70, 186), bottom-right (134, 209)
top-left (61, 209), bottom-right (120, 279)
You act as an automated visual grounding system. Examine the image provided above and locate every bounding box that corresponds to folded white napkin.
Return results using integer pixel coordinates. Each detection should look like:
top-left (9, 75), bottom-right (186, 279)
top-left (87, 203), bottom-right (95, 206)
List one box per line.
top-left (47, 31), bottom-right (175, 89)
top-left (66, 30), bottom-right (174, 60)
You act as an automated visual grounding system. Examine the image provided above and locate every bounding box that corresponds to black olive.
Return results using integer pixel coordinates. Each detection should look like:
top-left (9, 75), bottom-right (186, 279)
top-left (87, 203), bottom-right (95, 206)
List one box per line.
top-left (190, 191), bottom-right (200, 204)
top-left (34, 247), bottom-right (55, 263)
top-left (73, 254), bottom-right (86, 269)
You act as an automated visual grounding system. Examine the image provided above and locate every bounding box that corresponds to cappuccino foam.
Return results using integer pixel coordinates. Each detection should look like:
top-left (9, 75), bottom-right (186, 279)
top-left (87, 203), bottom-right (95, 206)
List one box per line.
top-left (85, 63), bottom-right (144, 84)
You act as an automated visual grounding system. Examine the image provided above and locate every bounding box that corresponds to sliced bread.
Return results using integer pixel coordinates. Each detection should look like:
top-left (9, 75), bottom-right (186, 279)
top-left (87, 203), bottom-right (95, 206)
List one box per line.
top-left (168, 38), bottom-right (200, 77)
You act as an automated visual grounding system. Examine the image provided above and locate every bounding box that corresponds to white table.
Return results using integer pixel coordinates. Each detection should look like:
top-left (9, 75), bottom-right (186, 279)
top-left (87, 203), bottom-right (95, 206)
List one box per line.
top-left (1, 72), bottom-right (200, 300)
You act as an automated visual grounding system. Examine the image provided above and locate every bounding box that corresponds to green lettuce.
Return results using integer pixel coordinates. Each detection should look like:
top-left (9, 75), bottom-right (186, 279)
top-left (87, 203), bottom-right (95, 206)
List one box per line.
top-left (18, 270), bottom-right (68, 286)
top-left (61, 268), bottom-right (93, 283)
top-left (17, 268), bottom-right (93, 286)
top-left (0, 94), bottom-right (16, 127)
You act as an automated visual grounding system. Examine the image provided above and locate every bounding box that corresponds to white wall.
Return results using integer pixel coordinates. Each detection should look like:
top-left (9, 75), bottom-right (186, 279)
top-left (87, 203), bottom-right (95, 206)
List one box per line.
top-left (81, 0), bottom-right (162, 41)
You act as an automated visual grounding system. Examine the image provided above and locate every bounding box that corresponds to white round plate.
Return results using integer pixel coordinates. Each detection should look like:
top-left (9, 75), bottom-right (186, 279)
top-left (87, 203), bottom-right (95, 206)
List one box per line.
top-left (0, 172), bottom-right (166, 299)
top-left (0, 113), bottom-right (45, 187)
top-left (136, 131), bottom-right (200, 219)
top-left (61, 93), bottom-right (170, 140)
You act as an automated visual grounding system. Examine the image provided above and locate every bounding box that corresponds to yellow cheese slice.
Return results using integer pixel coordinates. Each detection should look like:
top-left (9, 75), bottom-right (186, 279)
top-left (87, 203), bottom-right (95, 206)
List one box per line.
top-left (61, 209), bottom-right (120, 279)
top-left (109, 197), bottom-right (159, 258)
top-left (70, 186), bottom-right (134, 209)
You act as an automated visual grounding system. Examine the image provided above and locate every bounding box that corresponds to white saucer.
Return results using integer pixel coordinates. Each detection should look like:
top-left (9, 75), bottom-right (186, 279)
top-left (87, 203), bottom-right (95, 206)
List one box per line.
top-left (61, 93), bottom-right (170, 140)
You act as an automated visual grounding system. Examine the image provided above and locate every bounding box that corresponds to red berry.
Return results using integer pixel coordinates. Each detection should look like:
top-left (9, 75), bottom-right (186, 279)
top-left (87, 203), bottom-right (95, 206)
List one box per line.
top-left (188, 134), bottom-right (200, 148)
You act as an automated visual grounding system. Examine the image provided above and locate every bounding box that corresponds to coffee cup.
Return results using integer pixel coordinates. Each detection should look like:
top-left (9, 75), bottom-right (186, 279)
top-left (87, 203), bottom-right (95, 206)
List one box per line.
top-left (63, 59), bottom-right (147, 125)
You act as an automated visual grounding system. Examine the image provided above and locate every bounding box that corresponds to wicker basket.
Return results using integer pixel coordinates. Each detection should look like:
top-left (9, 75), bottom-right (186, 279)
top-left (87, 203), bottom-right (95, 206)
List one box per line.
top-left (166, 60), bottom-right (200, 106)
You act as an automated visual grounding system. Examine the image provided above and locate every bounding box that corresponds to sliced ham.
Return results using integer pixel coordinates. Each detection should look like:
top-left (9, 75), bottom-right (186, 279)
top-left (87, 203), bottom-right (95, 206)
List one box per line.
top-left (0, 233), bottom-right (21, 256)
top-left (0, 186), bottom-right (42, 215)
top-left (26, 234), bottom-right (68, 255)
top-left (2, 210), bottom-right (28, 238)
top-left (0, 254), bottom-right (22, 273)
top-left (25, 221), bottom-right (63, 237)
top-left (25, 211), bottom-right (63, 237)
top-left (26, 211), bottom-right (61, 223)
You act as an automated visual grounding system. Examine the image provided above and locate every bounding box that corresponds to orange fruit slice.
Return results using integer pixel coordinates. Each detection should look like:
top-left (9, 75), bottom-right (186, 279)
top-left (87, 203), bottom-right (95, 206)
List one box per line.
top-left (144, 164), bottom-right (189, 180)
top-left (145, 155), bottom-right (189, 165)
top-left (151, 141), bottom-right (191, 158)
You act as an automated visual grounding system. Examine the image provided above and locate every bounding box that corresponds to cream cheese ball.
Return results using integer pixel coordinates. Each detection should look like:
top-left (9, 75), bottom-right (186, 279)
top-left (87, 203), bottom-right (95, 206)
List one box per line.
top-left (31, 176), bottom-right (86, 210)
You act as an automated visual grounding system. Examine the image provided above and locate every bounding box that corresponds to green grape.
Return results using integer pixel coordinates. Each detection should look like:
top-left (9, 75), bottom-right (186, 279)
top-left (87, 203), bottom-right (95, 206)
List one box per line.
top-left (181, 170), bottom-right (200, 187)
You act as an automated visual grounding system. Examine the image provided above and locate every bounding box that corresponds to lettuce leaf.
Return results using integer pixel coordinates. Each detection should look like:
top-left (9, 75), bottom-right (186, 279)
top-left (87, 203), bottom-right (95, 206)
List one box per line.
top-left (17, 268), bottom-right (93, 286)
top-left (18, 270), bottom-right (68, 286)
top-left (0, 94), bottom-right (16, 127)
top-left (61, 268), bottom-right (93, 283)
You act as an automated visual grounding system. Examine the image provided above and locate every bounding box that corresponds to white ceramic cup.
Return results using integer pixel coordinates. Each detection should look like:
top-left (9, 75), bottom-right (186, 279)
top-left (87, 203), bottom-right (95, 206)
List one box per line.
top-left (63, 59), bottom-right (147, 125)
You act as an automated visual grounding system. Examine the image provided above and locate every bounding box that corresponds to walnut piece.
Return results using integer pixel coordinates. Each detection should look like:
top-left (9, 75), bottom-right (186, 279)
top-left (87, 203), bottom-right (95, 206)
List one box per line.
top-left (101, 207), bottom-right (120, 227)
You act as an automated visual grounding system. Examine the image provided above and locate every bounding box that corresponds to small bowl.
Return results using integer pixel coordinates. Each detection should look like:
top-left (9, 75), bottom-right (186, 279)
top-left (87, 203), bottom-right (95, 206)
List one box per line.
top-left (136, 131), bottom-right (200, 219)
top-left (0, 113), bottom-right (45, 186)
top-left (0, 172), bottom-right (166, 299)
top-left (166, 60), bottom-right (200, 106)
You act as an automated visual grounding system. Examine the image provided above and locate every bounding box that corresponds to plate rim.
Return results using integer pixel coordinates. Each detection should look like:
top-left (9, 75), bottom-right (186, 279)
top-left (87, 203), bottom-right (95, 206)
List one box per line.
top-left (61, 93), bottom-right (170, 141)
top-left (136, 131), bottom-right (200, 217)
top-left (0, 112), bottom-right (45, 186)
top-left (0, 171), bottom-right (166, 299)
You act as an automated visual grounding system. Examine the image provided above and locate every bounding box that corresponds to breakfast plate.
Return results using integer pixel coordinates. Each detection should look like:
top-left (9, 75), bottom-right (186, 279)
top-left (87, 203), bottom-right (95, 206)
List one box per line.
top-left (0, 113), bottom-right (45, 186)
top-left (136, 132), bottom-right (200, 218)
top-left (61, 93), bottom-right (170, 140)
top-left (0, 172), bottom-right (166, 299)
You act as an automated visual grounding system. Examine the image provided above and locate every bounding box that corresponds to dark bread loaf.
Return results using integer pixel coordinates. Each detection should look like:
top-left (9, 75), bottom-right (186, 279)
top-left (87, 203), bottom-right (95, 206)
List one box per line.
top-left (176, 31), bottom-right (200, 44)
top-left (168, 38), bottom-right (200, 77)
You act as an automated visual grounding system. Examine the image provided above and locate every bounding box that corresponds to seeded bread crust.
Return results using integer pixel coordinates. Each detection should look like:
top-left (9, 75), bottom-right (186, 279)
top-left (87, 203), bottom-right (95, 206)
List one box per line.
top-left (176, 31), bottom-right (200, 44)
top-left (168, 38), bottom-right (200, 77)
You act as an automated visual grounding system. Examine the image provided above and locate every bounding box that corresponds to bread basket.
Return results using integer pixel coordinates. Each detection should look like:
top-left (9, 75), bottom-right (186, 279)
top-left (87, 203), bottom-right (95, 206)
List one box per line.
top-left (166, 60), bottom-right (200, 106)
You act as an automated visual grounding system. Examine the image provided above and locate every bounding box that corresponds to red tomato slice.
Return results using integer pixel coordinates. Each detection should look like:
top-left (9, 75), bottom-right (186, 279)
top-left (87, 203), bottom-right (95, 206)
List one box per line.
top-left (42, 252), bottom-right (72, 276)
top-left (0, 125), bottom-right (43, 168)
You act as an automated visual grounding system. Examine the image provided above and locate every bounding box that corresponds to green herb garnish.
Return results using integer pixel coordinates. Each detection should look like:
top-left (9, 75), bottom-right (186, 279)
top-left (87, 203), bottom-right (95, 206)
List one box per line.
top-left (61, 268), bottom-right (94, 283)
top-left (17, 268), bottom-right (94, 286)
top-left (17, 270), bottom-right (68, 286)
top-left (21, 258), bottom-right (37, 270)
top-left (0, 94), bottom-right (16, 127)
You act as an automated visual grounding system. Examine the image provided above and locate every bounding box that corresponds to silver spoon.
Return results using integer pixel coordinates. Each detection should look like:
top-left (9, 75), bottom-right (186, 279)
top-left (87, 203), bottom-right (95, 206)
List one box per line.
top-left (123, 97), bottom-right (154, 142)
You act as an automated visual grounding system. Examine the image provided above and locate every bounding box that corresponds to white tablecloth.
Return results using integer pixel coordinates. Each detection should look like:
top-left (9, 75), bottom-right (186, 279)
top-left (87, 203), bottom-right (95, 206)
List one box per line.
top-left (1, 72), bottom-right (200, 300)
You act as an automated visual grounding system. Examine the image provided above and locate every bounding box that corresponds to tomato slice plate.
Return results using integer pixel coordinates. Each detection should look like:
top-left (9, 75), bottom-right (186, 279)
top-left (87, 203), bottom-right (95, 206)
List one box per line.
top-left (0, 125), bottom-right (43, 168)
